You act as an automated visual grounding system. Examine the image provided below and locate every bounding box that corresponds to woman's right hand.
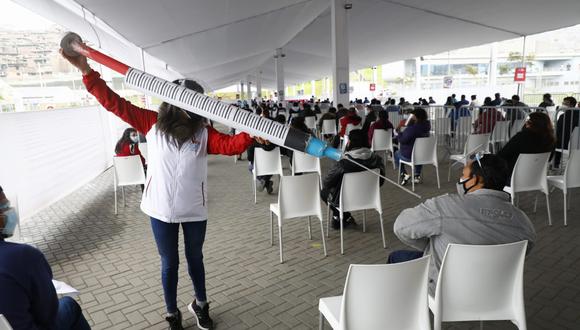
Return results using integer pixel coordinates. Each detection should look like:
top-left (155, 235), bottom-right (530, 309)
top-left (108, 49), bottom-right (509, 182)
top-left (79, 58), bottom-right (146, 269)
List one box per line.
top-left (59, 48), bottom-right (92, 75)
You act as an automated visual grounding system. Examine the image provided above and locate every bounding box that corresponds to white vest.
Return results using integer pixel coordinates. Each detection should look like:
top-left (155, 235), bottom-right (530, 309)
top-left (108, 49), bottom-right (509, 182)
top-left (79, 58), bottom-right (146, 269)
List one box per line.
top-left (140, 125), bottom-right (208, 223)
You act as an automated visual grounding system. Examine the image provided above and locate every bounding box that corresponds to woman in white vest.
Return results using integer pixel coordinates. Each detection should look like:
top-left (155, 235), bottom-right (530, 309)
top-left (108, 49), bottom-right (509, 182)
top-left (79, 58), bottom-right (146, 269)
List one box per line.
top-left (61, 50), bottom-right (255, 330)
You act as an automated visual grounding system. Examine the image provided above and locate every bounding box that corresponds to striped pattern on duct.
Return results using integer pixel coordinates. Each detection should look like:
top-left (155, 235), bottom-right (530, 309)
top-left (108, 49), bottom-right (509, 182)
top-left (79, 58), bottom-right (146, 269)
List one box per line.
top-left (125, 68), bottom-right (289, 146)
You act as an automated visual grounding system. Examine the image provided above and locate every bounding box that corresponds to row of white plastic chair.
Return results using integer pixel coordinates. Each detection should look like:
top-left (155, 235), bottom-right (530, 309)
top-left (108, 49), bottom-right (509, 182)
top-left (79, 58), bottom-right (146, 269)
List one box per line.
top-left (319, 240), bottom-right (529, 330)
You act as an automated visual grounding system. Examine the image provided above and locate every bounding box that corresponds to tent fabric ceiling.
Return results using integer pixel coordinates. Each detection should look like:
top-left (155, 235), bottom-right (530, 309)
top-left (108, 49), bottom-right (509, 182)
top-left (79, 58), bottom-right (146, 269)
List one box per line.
top-left (15, 0), bottom-right (580, 91)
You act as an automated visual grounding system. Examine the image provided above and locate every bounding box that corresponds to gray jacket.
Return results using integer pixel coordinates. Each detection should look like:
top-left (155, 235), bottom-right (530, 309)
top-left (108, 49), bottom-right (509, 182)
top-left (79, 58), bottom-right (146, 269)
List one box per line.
top-left (394, 189), bottom-right (536, 294)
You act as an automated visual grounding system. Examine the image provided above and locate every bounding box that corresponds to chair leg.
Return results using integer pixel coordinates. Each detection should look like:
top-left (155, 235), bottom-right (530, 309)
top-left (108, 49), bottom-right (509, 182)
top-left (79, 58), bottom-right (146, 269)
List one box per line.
top-left (253, 177), bottom-right (257, 204)
top-left (270, 211), bottom-right (274, 246)
top-left (320, 218), bottom-right (327, 257)
top-left (545, 193), bottom-right (552, 226)
top-left (480, 320), bottom-right (484, 330)
top-left (121, 186), bottom-right (126, 207)
top-left (435, 165), bottom-right (441, 189)
top-left (411, 165), bottom-right (415, 192)
top-left (362, 210), bottom-right (366, 233)
top-left (564, 191), bottom-right (568, 226)
top-left (114, 185), bottom-right (118, 215)
top-left (533, 193), bottom-right (538, 213)
top-left (307, 216), bottom-right (312, 240)
top-left (340, 212), bottom-right (344, 255)
top-left (319, 312), bottom-right (324, 330)
top-left (447, 160), bottom-right (452, 182)
top-left (379, 213), bottom-right (386, 249)
top-left (326, 205), bottom-right (330, 237)
top-left (278, 220), bottom-right (284, 264)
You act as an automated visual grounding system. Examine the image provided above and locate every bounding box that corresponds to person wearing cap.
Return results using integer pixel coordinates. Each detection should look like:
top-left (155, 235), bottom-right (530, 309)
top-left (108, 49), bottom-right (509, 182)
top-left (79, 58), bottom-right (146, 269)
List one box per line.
top-left (0, 186), bottom-right (91, 330)
top-left (60, 49), bottom-right (256, 330)
top-left (320, 129), bottom-right (385, 229)
top-left (389, 154), bottom-right (536, 294)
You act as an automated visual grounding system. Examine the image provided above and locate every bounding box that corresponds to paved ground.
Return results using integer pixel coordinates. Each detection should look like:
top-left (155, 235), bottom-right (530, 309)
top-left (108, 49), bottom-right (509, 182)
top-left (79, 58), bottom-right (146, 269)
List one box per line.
top-left (17, 140), bottom-right (580, 330)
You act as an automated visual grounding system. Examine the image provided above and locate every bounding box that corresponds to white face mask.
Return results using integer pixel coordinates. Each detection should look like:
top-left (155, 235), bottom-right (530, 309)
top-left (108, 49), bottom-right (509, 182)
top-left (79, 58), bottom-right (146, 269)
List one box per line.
top-left (130, 135), bottom-right (139, 143)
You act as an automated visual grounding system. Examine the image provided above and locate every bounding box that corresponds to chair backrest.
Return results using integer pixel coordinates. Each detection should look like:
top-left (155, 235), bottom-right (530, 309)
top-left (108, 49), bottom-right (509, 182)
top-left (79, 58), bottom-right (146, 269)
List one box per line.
top-left (277, 173), bottom-right (322, 219)
top-left (305, 116), bottom-right (317, 130)
top-left (371, 129), bottom-right (393, 152)
top-left (339, 170), bottom-right (381, 213)
top-left (254, 147), bottom-right (284, 177)
top-left (0, 315), bottom-right (13, 330)
top-left (139, 142), bottom-right (148, 162)
top-left (456, 116), bottom-right (473, 136)
top-left (345, 123), bottom-right (361, 136)
top-left (322, 119), bottom-right (338, 135)
top-left (292, 151), bottom-right (321, 175)
top-left (113, 155), bottom-right (146, 186)
top-left (511, 152), bottom-right (550, 193)
top-left (433, 241), bottom-right (527, 323)
top-left (510, 119), bottom-right (527, 138)
top-left (564, 149), bottom-right (580, 189)
top-left (411, 136), bottom-right (438, 166)
top-left (340, 257), bottom-right (431, 330)
top-left (490, 120), bottom-right (510, 142)
top-left (463, 134), bottom-right (490, 155)
top-left (569, 126), bottom-right (580, 150)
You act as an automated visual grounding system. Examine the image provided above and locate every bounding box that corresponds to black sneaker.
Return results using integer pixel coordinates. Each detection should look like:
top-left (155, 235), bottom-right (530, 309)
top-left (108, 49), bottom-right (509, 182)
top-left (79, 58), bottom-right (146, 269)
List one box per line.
top-left (344, 215), bottom-right (357, 228)
top-left (331, 216), bottom-right (340, 230)
top-left (165, 309), bottom-right (184, 330)
top-left (400, 173), bottom-right (411, 186)
top-left (188, 301), bottom-right (214, 330)
top-left (266, 180), bottom-right (274, 194)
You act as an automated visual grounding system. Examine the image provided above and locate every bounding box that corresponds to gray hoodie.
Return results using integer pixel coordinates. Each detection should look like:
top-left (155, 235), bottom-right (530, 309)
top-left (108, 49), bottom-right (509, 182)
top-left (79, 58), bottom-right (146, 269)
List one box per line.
top-left (393, 189), bottom-right (536, 294)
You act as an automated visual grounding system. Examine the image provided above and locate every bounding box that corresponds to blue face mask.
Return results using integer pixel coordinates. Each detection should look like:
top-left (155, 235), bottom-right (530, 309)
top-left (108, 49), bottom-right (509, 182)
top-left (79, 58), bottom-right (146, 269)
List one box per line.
top-left (1, 207), bottom-right (19, 238)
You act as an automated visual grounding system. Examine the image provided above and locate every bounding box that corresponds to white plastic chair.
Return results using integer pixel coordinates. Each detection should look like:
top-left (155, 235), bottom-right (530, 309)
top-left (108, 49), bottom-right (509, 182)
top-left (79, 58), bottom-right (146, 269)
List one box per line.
top-left (0, 315), bottom-right (12, 330)
top-left (447, 134), bottom-right (490, 181)
top-left (555, 127), bottom-right (579, 159)
top-left (305, 116), bottom-right (317, 132)
top-left (252, 147), bottom-right (284, 204)
top-left (291, 150), bottom-right (322, 180)
top-left (510, 119), bottom-right (527, 138)
top-left (328, 171), bottom-right (386, 255)
top-left (430, 241), bottom-right (528, 330)
top-left (489, 121), bottom-right (511, 153)
top-left (503, 152), bottom-right (552, 226)
top-left (548, 149), bottom-right (580, 226)
top-left (399, 136), bottom-right (440, 192)
top-left (270, 173), bottom-right (327, 263)
top-left (371, 129), bottom-right (395, 170)
top-left (113, 155), bottom-right (146, 214)
top-left (322, 119), bottom-right (338, 136)
top-left (319, 256), bottom-right (431, 330)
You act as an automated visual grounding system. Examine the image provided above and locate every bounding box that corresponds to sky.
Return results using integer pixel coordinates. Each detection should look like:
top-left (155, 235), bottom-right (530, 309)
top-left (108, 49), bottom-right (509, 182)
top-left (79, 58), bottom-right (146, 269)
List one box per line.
top-left (0, 0), bottom-right (55, 30)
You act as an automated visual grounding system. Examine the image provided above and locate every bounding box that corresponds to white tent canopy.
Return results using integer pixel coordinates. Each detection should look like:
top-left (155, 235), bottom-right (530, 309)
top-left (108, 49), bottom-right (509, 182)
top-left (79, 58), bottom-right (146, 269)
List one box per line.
top-left (14, 0), bottom-right (580, 91)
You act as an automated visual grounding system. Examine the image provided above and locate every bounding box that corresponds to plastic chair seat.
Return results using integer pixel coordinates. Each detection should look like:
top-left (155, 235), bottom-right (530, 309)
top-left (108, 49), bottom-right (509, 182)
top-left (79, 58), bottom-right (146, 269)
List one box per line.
top-left (547, 176), bottom-right (565, 190)
top-left (318, 296), bottom-right (342, 330)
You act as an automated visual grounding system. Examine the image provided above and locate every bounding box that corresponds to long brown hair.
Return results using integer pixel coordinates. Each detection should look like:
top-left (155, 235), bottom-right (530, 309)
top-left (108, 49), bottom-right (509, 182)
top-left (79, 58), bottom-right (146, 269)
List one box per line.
top-left (156, 79), bottom-right (206, 148)
top-left (526, 112), bottom-right (556, 148)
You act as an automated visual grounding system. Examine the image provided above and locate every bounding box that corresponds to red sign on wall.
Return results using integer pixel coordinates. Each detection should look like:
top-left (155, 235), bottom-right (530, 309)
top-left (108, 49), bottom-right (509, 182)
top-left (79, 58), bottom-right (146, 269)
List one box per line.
top-left (514, 67), bottom-right (526, 83)
top-left (369, 83), bottom-right (376, 91)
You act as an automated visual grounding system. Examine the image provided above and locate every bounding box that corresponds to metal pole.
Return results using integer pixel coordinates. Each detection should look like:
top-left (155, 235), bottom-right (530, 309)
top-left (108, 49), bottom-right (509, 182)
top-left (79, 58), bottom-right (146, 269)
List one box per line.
top-left (518, 36), bottom-right (527, 98)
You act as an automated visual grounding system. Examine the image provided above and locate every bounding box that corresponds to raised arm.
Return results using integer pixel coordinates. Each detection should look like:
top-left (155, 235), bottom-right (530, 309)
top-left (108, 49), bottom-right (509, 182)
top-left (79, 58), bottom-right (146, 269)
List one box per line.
top-left (83, 70), bottom-right (158, 135)
top-left (60, 49), bottom-right (157, 134)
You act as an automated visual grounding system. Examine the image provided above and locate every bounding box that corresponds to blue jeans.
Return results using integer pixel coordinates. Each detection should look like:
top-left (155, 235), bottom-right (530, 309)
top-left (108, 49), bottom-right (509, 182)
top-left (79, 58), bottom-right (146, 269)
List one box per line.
top-left (394, 150), bottom-right (422, 176)
top-left (387, 250), bottom-right (424, 264)
top-left (56, 296), bottom-right (91, 330)
top-left (150, 218), bottom-right (207, 313)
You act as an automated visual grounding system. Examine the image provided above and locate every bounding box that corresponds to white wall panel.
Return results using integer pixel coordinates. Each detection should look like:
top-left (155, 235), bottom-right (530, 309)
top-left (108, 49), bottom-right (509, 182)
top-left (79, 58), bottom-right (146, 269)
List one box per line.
top-left (0, 106), bottom-right (114, 222)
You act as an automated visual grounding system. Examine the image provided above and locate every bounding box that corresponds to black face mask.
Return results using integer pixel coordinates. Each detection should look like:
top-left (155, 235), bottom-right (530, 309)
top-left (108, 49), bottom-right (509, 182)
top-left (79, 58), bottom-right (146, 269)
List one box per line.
top-left (456, 175), bottom-right (479, 195)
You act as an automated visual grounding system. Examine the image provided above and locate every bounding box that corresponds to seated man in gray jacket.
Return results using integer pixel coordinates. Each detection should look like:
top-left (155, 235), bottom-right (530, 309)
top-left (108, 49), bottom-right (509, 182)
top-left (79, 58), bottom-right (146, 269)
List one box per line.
top-left (389, 154), bottom-right (536, 293)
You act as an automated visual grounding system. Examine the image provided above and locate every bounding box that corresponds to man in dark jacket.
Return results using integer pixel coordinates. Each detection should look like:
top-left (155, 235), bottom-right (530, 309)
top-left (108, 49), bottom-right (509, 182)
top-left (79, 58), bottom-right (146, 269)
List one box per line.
top-left (321, 129), bottom-right (385, 229)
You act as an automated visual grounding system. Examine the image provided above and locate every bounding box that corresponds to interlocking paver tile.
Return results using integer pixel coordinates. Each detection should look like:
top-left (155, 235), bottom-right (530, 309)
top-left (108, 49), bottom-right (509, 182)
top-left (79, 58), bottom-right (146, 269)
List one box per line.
top-left (16, 130), bottom-right (580, 329)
